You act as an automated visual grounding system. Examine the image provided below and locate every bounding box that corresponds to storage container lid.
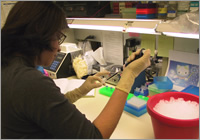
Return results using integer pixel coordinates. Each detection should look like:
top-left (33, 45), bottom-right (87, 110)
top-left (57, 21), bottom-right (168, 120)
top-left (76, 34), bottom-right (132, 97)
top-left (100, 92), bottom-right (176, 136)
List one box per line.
top-left (122, 8), bottom-right (136, 13)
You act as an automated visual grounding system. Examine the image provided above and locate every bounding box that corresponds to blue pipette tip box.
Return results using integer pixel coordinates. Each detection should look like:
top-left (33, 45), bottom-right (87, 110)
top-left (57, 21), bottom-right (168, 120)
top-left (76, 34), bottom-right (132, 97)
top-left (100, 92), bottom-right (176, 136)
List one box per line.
top-left (153, 76), bottom-right (173, 89)
top-left (124, 96), bottom-right (147, 117)
top-left (181, 85), bottom-right (199, 96)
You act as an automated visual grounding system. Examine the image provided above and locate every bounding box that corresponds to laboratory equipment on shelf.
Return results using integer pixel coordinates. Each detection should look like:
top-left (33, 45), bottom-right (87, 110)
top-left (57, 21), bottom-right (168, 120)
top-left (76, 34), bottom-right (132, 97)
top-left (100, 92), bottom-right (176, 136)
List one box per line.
top-left (106, 48), bottom-right (163, 93)
top-left (44, 43), bottom-right (82, 79)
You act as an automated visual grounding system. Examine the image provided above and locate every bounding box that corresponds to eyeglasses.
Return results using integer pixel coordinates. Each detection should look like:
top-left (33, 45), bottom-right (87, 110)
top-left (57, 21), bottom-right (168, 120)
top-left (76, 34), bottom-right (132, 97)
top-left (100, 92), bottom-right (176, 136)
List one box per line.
top-left (57, 32), bottom-right (66, 45)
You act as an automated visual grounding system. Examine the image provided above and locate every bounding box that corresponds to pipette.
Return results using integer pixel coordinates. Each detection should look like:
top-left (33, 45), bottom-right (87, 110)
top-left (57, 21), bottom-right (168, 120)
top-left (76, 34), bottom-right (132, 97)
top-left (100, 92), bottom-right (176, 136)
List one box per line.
top-left (125, 48), bottom-right (145, 67)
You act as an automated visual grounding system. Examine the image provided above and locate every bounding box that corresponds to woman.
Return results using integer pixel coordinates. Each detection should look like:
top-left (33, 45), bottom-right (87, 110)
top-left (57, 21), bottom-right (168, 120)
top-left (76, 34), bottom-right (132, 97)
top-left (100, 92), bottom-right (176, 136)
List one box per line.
top-left (1, 1), bottom-right (151, 139)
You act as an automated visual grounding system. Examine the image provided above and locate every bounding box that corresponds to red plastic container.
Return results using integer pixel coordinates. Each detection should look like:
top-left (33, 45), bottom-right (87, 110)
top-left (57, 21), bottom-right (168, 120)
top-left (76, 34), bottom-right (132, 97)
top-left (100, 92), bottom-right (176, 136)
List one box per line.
top-left (136, 8), bottom-right (157, 14)
top-left (147, 92), bottom-right (199, 139)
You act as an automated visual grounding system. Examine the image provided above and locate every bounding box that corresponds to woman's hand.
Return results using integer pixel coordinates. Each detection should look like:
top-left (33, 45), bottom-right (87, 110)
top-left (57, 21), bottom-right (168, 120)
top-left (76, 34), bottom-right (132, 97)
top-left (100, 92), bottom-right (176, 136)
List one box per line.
top-left (116, 49), bottom-right (151, 94)
top-left (79, 71), bottom-right (110, 93)
top-left (65, 71), bottom-right (110, 103)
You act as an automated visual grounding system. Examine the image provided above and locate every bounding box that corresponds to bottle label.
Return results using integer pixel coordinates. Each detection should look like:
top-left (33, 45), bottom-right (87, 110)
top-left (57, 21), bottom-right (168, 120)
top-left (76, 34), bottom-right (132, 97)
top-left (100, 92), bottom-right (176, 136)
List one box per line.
top-left (168, 10), bottom-right (176, 13)
top-left (158, 8), bottom-right (167, 14)
top-left (167, 12), bottom-right (176, 18)
top-left (190, 2), bottom-right (199, 7)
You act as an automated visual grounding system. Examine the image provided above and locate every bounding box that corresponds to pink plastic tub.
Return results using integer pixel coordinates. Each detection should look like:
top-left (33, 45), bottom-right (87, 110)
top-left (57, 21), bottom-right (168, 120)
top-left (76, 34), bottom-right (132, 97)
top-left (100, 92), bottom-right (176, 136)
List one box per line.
top-left (147, 92), bottom-right (199, 139)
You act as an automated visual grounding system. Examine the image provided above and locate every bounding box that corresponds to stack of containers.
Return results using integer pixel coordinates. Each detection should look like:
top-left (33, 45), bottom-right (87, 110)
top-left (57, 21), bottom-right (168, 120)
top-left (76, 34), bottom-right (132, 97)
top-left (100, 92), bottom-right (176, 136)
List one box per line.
top-left (122, 8), bottom-right (136, 19)
top-left (125, 1), bottom-right (132, 8)
top-left (119, 2), bottom-right (125, 14)
top-left (118, 2), bottom-right (133, 14)
top-left (113, 2), bottom-right (119, 14)
top-left (121, 2), bottom-right (137, 19)
top-left (124, 96), bottom-right (148, 117)
top-left (148, 83), bottom-right (170, 96)
top-left (157, 1), bottom-right (168, 19)
top-left (136, 3), bottom-right (157, 19)
top-left (177, 1), bottom-right (190, 16)
top-left (148, 76), bottom-right (173, 96)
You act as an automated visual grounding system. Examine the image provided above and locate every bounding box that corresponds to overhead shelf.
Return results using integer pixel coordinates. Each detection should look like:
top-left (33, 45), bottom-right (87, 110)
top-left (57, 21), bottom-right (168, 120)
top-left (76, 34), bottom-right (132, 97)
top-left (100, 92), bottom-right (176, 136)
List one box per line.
top-left (67, 18), bottom-right (127, 32)
top-left (66, 18), bottom-right (199, 39)
top-left (156, 21), bottom-right (199, 39)
top-left (125, 19), bottom-right (161, 35)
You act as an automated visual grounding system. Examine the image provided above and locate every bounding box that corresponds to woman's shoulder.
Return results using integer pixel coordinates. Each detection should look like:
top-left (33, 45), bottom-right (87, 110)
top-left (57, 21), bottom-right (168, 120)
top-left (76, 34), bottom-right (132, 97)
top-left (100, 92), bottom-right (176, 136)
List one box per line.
top-left (19, 65), bottom-right (56, 91)
top-left (2, 56), bottom-right (55, 89)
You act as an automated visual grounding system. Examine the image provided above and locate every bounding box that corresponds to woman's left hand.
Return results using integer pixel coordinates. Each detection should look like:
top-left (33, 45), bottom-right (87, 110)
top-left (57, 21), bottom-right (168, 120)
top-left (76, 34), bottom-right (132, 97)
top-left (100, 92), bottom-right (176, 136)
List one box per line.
top-left (79, 71), bottom-right (110, 94)
top-left (65, 71), bottom-right (110, 103)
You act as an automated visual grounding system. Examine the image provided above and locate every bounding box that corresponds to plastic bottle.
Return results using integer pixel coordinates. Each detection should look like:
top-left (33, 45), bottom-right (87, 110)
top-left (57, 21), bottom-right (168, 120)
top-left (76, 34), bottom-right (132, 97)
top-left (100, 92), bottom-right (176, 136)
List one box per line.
top-left (157, 1), bottom-right (168, 19)
top-left (167, 1), bottom-right (177, 20)
top-left (189, 1), bottom-right (199, 12)
top-left (177, 1), bottom-right (190, 16)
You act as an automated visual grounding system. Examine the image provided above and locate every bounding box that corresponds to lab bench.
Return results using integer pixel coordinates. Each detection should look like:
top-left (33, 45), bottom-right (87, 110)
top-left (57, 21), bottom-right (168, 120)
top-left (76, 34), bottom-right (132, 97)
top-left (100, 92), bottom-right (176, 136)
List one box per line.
top-left (73, 85), bottom-right (154, 139)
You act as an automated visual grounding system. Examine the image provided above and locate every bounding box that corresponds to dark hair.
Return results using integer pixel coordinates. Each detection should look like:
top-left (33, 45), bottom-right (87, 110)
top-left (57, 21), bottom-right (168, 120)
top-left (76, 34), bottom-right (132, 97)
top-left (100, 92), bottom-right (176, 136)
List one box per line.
top-left (1, 1), bottom-right (68, 67)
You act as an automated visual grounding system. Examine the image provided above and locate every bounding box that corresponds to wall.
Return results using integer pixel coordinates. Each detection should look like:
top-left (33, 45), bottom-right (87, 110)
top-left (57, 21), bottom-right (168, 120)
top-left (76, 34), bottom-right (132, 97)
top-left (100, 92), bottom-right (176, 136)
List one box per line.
top-left (66, 28), bottom-right (199, 54)
top-left (174, 38), bottom-right (199, 53)
top-left (64, 28), bottom-right (199, 76)
top-left (1, 1), bottom-right (17, 28)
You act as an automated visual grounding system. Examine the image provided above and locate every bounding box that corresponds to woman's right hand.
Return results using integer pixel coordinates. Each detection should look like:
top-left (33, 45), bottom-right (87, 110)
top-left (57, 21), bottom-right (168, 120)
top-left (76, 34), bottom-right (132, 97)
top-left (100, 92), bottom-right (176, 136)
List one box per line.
top-left (115, 49), bottom-right (151, 94)
top-left (125, 49), bottom-right (151, 77)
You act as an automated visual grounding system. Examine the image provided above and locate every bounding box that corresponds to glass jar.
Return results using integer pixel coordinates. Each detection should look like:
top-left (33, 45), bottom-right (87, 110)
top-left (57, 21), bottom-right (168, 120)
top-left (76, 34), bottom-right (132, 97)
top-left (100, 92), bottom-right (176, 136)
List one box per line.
top-left (167, 1), bottom-right (177, 19)
top-left (157, 1), bottom-right (168, 19)
top-left (177, 1), bottom-right (190, 16)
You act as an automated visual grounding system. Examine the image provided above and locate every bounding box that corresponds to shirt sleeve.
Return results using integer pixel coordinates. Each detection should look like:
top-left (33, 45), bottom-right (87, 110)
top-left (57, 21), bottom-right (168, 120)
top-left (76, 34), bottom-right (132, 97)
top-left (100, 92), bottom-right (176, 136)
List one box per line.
top-left (13, 70), bottom-right (103, 139)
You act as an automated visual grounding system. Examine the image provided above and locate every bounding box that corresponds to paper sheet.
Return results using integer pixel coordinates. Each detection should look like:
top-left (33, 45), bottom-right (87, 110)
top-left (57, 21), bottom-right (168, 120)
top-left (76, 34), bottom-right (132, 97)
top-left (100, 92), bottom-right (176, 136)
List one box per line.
top-left (53, 78), bottom-right (95, 97)
top-left (141, 34), bottom-right (156, 56)
top-left (102, 31), bottom-right (124, 65)
top-left (1, 2), bottom-right (16, 27)
top-left (158, 35), bottom-right (174, 57)
top-left (165, 50), bottom-right (199, 91)
top-left (91, 47), bottom-right (107, 65)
